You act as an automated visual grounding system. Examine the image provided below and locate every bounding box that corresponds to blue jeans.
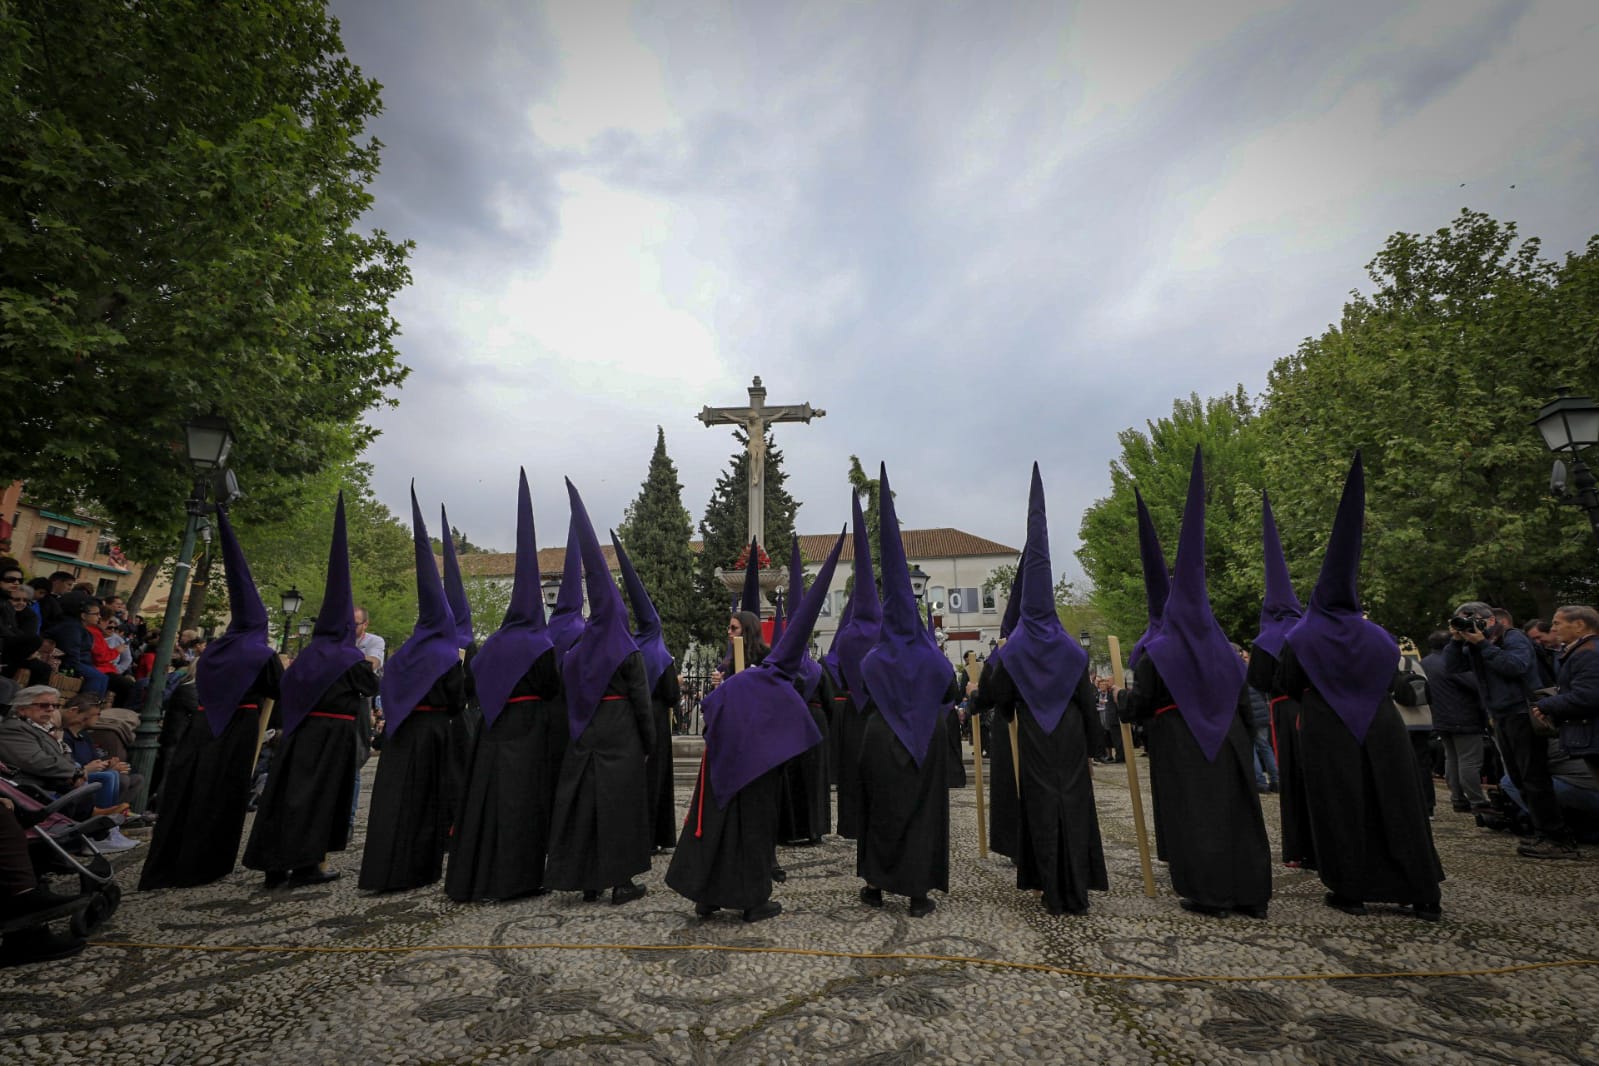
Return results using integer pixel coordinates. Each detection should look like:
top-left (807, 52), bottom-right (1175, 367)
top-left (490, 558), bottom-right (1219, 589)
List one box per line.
top-left (1252, 725), bottom-right (1278, 787)
top-left (1500, 773), bottom-right (1599, 843)
top-left (87, 769), bottom-right (121, 807)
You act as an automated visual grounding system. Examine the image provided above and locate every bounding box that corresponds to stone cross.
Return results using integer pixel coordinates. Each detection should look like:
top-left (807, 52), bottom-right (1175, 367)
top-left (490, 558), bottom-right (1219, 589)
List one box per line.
top-left (697, 375), bottom-right (825, 552)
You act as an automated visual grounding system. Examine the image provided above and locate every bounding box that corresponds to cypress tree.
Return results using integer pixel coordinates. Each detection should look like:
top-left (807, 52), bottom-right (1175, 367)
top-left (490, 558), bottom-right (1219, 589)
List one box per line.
top-left (693, 428), bottom-right (800, 646)
top-left (616, 427), bottom-right (700, 659)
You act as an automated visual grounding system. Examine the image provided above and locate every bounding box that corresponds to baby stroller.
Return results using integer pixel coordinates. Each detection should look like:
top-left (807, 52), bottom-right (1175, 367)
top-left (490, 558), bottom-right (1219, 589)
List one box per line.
top-left (0, 769), bottom-right (123, 955)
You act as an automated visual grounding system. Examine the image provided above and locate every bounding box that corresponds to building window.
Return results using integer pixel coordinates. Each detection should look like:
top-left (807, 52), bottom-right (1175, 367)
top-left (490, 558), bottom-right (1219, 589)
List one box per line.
top-left (95, 577), bottom-right (117, 598)
top-left (982, 587), bottom-right (997, 612)
top-left (929, 585), bottom-right (947, 611)
top-left (95, 536), bottom-right (113, 556)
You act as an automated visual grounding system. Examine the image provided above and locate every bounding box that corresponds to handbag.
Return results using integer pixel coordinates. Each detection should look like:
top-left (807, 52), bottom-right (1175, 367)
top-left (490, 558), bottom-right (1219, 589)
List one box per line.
top-left (1392, 656), bottom-right (1432, 730)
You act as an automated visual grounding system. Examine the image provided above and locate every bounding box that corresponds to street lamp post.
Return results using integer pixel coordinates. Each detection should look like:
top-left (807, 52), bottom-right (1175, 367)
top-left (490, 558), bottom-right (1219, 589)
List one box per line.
top-left (295, 617), bottom-right (313, 654)
top-left (1079, 629), bottom-right (1093, 672)
top-left (130, 414), bottom-right (236, 810)
top-left (278, 586), bottom-right (304, 654)
top-left (541, 579), bottom-right (560, 611)
top-left (1532, 387), bottom-right (1599, 543)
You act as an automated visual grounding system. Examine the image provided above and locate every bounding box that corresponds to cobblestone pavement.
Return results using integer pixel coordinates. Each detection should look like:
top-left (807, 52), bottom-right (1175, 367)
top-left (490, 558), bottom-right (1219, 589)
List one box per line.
top-left (4, 754), bottom-right (1597, 1065)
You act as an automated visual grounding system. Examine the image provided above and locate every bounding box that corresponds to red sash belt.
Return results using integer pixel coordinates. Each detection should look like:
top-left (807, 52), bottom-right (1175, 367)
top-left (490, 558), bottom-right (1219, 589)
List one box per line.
top-left (197, 704), bottom-right (258, 713)
top-left (309, 711), bottom-right (356, 721)
top-left (833, 696), bottom-right (848, 703)
top-left (505, 695), bottom-right (544, 704)
top-left (600, 695), bottom-right (627, 702)
top-left (1153, 703), bottom-right (1178, 716)
top-left (412, 704), bottom-right (445, 712)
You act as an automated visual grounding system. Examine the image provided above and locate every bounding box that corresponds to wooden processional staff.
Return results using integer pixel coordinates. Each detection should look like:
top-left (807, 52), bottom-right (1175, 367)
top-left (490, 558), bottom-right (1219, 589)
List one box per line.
top-left (1107, 635), bottom-right (1157, 898)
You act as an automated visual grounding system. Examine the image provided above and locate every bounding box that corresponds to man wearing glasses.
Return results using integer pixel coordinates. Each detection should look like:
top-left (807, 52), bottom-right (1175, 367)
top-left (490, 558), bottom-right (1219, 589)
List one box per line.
top-left (0, 563), bottom-right (43, 673)
top-left (0, 687), bottom-right (88, 799)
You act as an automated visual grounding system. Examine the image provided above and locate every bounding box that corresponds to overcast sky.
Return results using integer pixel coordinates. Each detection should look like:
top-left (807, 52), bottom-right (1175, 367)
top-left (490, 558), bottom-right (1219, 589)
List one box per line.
top-left (332, 0), bottom-right (1599, 574)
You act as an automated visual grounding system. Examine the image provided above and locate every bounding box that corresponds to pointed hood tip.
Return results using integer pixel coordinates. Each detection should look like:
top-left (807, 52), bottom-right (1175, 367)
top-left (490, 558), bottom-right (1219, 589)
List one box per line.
top-left (381, 486), bottom-right (460, 735)
top-left (279, 493), bottom-right (365, 736)
top-left (560, 479), bottom-right (641, 741)
top-left (194, 507), bottom-right (275, 736)
top-left (611, 528), bottom-right (672, 692)
top-left (471, 470), bottom-right (552, 726)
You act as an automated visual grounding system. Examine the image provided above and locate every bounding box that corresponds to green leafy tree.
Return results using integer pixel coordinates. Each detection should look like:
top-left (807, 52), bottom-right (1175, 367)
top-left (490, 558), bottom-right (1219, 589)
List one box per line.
top-left (0, 0), bottom-right (411, 562)
top-left (1259, 210), bottom-right (1599, 637)
top-left (693, 429), bottom-right (799, 647)
top-left (616, 427), bottom-right (698, 659)
top-left (1076, 390), bottom-right (1264, 644)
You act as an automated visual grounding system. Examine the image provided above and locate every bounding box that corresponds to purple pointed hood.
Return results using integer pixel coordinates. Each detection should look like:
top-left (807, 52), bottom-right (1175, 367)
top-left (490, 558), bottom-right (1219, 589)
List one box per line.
top-left (560, 480), bottom-right (640, 739)
top-left (471, 469), bottom-right (554, 727)
top-left (787, 533), bottom-right (824, 700)
top-left (822, 577), bottom-right (854, 687)
top-left (1128, 489), bottom-right (1171, 668)
top-left (1283, 453), bottom-right (1398, 743)
top-left (381, 485), bottom-right (462, 736)
top-left (986, 545), bottom-right (1026, 673)
top-left (861, 464), bottom-right (955, 765)
top-left (611, 529), bottom-right (673, 693)
top-left (195, 507), bottom-right (276, 737)
top-left (835, 489), bottom-right (882, 707)
top-left (1143, 448), bottom-right (1246, 762)
top-left (740, 536), bottom-right (762, 615)
top-left (440, 504), bottom-right (474, 650)
top-left (703, 530), bottom-right (842, 807)
top-left (546, 509), bottom-right (586, 661)
top-left (279, 493), bottom-right (366, 736)
top-left (1251, 491), bottom-right (1303, 659)
top-left (996, 464), bottom-right (1087, 735)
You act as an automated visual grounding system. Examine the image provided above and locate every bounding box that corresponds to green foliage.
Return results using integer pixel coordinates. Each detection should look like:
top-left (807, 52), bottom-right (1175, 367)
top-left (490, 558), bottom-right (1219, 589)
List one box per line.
top-left (0, 0), bottom-right (411, 561)
top-left (693, 429), bottom-right (799, 647)
top-left (1075, 211), bottom-right (1599, 649)
top-left (616, 427), bottom-right (698, 659)
top-left (1077, 390), bottom-right (1263, 644)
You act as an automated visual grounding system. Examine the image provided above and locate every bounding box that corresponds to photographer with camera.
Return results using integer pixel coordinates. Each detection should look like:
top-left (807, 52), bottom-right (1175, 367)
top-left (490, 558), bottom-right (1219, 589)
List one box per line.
top-left (1444, 601), bottom-right (1577, 859)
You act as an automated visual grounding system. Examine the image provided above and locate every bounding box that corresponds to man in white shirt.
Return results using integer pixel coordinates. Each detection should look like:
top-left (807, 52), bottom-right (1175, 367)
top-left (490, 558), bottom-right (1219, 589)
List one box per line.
top-left (354, 607), bottom-right (385, 674)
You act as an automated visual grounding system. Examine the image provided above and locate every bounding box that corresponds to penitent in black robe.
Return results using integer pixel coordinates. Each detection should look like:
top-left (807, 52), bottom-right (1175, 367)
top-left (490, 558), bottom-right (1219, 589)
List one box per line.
top-left (139, 656), bottom-right (284, 890)
top-left (645, 668), bottom-right (682, 851)
top-left (445, 650), bottom-right (564, 901)
top-left (545, 652), bottom-right (655, 892)
top-left (945, 699), bottom-right (967, 788)
top-left (974, 659), bottom-right (1019, 860)
top-left (778, 671), bottom-right (833, 844)
top-left (243, 664), bottom-right (378, 874)
top-left (1276, 644), bottom-right (1443, 907)
top-left (856, 698), bottom-right (950, 899)
top-left (1127, 657), bottom-right (1271, 912)
top-left (989, 661), bottom-right (1107, 914)
top-left (833, 678), bottom-right (868, 840)
top-left (667, 758), bottom-right (783, 910)
top-left (1248, 649), bottom-right (1315, 869)
top-left (359, 662), bottom-right (466, 892)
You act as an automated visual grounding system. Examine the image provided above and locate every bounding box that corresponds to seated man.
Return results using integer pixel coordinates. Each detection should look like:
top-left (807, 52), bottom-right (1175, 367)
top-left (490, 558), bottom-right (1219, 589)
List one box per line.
top-left (59, 693), bottom-right (144, 822)
top-left (0, 686), bottom-right (138, 851)
top-left (1499, 739), bottom-right (1599, 844)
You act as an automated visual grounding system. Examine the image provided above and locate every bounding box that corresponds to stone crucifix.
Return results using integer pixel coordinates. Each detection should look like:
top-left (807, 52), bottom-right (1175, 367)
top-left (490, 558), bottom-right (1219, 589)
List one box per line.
top-left (697, 375), bottom-right (825, 552)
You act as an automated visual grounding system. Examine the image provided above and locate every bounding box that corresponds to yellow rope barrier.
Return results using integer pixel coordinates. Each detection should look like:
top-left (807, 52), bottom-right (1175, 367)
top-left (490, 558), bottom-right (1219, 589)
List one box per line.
top-left (87, 939), bottom-right (1599, 985)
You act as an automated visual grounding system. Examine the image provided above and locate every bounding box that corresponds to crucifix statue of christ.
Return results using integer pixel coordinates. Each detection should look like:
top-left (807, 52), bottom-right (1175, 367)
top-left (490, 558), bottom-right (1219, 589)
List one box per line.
top-left (697, 376), bottom-right (825, 552)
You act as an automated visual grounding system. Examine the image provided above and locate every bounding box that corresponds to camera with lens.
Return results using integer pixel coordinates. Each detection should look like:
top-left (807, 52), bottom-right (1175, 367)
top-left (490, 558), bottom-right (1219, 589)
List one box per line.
top-left (1449, 615), bottom-right (1487, 634)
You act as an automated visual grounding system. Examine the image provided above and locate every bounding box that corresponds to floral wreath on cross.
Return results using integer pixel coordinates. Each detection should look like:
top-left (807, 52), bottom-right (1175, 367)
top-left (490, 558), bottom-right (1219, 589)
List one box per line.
top-left (733, 543), bottom-right (772, 570)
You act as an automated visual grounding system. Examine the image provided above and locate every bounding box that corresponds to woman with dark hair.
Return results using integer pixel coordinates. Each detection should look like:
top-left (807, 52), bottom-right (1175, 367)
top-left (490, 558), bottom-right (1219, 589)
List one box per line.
top-left (722, 612), bottom-right (768, 674)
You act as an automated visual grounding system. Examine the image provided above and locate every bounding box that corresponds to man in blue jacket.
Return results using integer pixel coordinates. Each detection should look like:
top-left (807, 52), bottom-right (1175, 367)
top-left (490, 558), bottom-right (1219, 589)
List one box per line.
top-left (1445, 601), bottom-right (1575, 860)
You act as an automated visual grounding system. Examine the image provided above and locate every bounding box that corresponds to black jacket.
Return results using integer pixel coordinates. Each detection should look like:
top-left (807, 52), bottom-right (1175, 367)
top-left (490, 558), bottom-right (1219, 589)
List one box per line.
top-left (1421, 651), bottom-right (1486, 734)
top-left (1538, 636), bottom-right (1599, 723)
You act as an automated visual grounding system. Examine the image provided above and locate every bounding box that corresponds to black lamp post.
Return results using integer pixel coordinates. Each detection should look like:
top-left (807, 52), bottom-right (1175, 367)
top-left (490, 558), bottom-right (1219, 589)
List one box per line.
top-left (541, 579), bottom-right (561, 611)
top-left (907, 564), bottom-right (929, 602)
top-left (278, 586), bottom-right (304, 653)
top-left (296, 616), bottom-right (313, 653)
top-left (1532, 387), bottom-right (1599, 543)
top-left (131, 413), bottom-right (236, 809)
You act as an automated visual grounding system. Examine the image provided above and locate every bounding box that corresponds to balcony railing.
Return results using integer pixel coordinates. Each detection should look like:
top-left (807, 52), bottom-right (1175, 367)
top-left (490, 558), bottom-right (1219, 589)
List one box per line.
top-left (35, 532), bottom-right (81, 554)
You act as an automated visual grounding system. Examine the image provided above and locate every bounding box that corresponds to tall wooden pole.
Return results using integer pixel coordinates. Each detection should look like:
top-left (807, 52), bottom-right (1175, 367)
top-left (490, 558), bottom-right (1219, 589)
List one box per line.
top-left (1108, 635), bottom-right (1157, 898)
top-left (970, 701), bottom-right (987, 858)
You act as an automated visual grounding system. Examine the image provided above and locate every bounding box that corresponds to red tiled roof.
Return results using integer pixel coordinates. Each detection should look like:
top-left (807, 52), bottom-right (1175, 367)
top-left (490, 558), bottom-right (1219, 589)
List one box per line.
top-left (451, 528), bottom-right (1018, 579)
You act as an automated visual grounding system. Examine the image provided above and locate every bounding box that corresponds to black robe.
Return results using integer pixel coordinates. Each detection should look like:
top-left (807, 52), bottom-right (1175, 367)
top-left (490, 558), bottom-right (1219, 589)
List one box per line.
top-left (856, 697), bottom-right (950, 899)
top-left (945, 697), bottom-right (966, 788)
top-left (1276, 644), bottom-right (1443, 907)
top-left (832, 677), bottom-right (868, 841)
top-left (974, 660), bottom-right (1019, 859)
top-left (644, 668), bottom-right (682, 850)
top-left (1127, 657), bottom-right (1271, 911)
top-left (243, 664), bottom-right (378, 873)
top-left (445, 650), bottom-right (563, 901)
top-left (358, 661), bottom-right (466, 892)
top-left (777, 672), bottom-right (833, 844)
top-left (1248, 649), bottom-right (1315, 868)
top-left (544, 651), bottom-right (655, 892)
top-left (667, 756), bottom-right (783, 910)
top-left (989, 662), bottom-right (1108, 913)
top-left (138, 657), bottom-right (283, 890)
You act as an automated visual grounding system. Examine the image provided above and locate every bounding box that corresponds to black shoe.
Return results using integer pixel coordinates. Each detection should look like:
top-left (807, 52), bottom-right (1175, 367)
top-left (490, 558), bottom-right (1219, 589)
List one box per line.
top-left (1179, 899), bottom-right (1228, 918)
top-left (771, 867), bottom-right (787, 883)
top-left (859, 886), bottom-right (883, 908)
top-left (1233, 904), bottom-right (1269, 920)
top-left (694, 902), bottom-right (719, 918)
top-left (262, 870), bottom-right (289, 890)
top-left (1324, 892), bottom-right (1367, 916)
top-left (611, 882), bottom-right (646, 906)
top-left (0, 927), bottom-right (87, 967)
top-left (582, 889), bottom-right (601, 902)
top-left (907, 896), bottom-right (936, 918)
top-left (1517, 838), bottom-right (1580, 860)
top-left (1412, 902), bottom-right (1442, 922)
top-left (1044, 901), bottom-right (1087, 917)
top-left (742, 900), bottom-right (782, 923)
top-left (1451, 801), bottom-right (1472, 813)
top-left (289, 866), bottom-right (340, 887)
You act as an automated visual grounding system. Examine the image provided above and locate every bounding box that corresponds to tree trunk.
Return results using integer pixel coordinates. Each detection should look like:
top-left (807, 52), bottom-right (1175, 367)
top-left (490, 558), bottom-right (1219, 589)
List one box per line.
top-left (182, 547), bottom-right (214, 631)
top-left (123, 561), bottom-right (162, 619)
